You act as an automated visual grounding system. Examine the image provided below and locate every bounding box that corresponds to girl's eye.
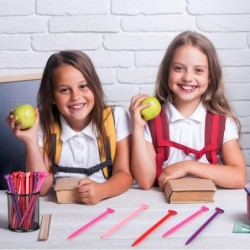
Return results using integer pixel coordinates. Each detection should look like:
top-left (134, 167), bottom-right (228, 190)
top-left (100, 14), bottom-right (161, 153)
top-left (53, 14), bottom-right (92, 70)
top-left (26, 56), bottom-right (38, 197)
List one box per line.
top-left (59, 88), bottom-right (70, 93)
top-left (173, 65), bottom-right (184, 72)
top-left (79, 84), bottom-right (88, 89)
top-left (195, 68), bottom-right (205, 73)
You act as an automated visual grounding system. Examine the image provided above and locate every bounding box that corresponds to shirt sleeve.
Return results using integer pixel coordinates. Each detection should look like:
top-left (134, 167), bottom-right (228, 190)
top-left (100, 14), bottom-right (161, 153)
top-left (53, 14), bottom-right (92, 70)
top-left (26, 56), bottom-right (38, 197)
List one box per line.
top-left (223, 117), bottom-right (239, 144)
top-left (144, 123), bottom-right (153, 143)
top-left (38, 125), bottom-right (44, 147)
top-left (113, 106), bottom-right (132, 142)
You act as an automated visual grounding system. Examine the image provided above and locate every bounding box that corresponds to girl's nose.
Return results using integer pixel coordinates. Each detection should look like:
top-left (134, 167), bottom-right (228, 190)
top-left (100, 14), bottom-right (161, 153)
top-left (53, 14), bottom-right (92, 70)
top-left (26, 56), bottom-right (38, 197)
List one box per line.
top-left (71, 89), bottom-right (81, 100)
top-left (182, 71), bottom-right (193, 83)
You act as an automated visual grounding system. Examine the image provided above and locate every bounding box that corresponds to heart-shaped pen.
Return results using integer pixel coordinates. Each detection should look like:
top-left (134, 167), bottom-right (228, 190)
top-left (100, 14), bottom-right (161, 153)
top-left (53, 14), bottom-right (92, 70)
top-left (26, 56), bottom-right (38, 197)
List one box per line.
top-left (185, 207), bottom-right (224, 245)
top-left (101, 204), bottom-right (149, 239)
top-left (131, 209), bottom-right (177, 247)
top-left (68, 208), bottom-right (115, 240)
top-left (162, 206), bottom-right (209, 238)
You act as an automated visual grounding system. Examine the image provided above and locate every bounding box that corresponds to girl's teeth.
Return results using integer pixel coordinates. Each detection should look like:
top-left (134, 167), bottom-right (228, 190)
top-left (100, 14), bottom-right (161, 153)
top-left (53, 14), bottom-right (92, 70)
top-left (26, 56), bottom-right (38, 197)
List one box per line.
top-left (70, 104), bottom-right (83, 109)
top-left (182, 85), bottom-right (195, 91)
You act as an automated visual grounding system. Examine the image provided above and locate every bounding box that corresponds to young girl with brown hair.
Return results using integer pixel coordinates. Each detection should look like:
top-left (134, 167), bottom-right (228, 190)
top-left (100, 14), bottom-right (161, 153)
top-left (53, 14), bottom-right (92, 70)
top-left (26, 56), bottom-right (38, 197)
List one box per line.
top-left (7, 50), bottom-right (132, 204)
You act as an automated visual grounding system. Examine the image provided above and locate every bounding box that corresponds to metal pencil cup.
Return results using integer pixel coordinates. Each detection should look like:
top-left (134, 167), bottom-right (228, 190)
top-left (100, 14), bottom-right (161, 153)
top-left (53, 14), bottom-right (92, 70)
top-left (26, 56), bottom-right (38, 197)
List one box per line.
top-left (6, 191), bottom-right (40, 232)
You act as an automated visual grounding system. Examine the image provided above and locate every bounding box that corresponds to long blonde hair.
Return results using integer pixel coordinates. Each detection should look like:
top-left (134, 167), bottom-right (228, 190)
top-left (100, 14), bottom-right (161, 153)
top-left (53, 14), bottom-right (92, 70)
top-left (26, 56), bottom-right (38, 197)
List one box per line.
top-left (155, 31), bottom-right (241, 134)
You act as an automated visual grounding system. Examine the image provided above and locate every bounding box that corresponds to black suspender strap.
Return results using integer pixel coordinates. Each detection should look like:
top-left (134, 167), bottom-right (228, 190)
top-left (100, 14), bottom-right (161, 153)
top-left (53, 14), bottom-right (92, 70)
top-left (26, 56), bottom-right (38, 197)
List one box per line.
top-left (53, 159), bottom-right (112, 176)
top-left (52, 137), bottom-right (113, 177)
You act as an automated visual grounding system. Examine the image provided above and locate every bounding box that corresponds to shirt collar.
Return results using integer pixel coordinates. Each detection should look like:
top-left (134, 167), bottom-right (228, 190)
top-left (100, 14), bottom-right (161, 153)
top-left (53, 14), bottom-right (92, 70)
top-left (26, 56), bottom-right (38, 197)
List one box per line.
top-left (60, 115), bottom-right (97, 142)
top-left (165, 102), bottom-right (206, 123)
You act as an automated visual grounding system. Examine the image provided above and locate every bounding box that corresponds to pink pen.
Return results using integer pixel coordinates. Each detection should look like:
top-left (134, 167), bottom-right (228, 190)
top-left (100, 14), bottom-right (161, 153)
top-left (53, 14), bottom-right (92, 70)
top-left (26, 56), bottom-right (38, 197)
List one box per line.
top-left (68, 208), bottom-right (115, 240)
top-left (101, 204), bottom-right (149, 239)
top-left (19, 171), bottom-right (49, 227)
top-left (162, 206), bottom-right (209, 237)
top-left (185, 207), bottom-right (224, 245)
top-left (25, 172), bottom-right (30, 195)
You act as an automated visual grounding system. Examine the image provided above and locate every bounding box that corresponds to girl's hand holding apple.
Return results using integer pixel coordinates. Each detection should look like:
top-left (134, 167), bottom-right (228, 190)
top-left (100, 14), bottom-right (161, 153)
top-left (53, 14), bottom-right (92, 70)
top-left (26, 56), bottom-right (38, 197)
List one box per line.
top-left (129, 94), bottom-right (149, 129)
top-left (6, 104), bottom-right (39, 143)
top-left (140, 96), bottom-right (161, 121)
top-left (12, 104), bottom-right (36, 130)
top-left (130, 95), bottom-right (161, 132)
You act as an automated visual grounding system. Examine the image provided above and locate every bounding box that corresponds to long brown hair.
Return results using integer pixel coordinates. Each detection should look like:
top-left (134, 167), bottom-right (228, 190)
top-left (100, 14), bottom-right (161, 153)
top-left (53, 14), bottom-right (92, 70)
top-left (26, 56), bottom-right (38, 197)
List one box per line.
top-left (37, 50), bottom-right (108, 167)
top-left (155, 31), bottom-right (241, 134)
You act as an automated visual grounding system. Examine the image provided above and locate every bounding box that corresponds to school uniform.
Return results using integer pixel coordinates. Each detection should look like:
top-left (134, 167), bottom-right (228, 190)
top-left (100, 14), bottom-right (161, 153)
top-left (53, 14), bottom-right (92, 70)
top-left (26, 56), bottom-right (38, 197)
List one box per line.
top-left (38, 106), bottom-right (131, 183)
top-left (144, 102), bottom-right (238, 168)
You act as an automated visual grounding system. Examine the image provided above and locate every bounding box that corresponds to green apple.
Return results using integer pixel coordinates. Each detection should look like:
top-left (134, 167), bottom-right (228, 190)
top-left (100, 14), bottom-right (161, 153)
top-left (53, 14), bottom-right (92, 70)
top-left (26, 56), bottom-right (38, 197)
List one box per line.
top-left (12, 104), bottom-right (35, 129)
top-left (140, 96), bottom-right (161, 121)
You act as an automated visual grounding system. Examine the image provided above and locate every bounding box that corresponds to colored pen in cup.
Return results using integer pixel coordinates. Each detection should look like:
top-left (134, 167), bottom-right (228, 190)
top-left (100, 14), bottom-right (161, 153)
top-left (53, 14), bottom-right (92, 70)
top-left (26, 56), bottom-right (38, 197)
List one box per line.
top-left (19, 171), bottom-right (49, 227)
top-left (4, 174), bottom-right (22, 224)
top-left (185, 207), bottom-right (224, 245)
top-left (101, 204), bottom-right (149, 239)
top-left (131, 209), bottom-right (177, 247)
top-left (68, 208), bottom-right (115, 240)
top-left (162, 206), bottom-right (209, 238)
top-left (244, 184), bottom-right (250, 195)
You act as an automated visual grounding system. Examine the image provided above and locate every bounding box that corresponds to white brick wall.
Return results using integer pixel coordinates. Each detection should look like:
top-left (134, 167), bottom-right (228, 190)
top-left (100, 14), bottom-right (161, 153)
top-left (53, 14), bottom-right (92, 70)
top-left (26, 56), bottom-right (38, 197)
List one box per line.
top-left (0, 0), bottom-right (250, 175)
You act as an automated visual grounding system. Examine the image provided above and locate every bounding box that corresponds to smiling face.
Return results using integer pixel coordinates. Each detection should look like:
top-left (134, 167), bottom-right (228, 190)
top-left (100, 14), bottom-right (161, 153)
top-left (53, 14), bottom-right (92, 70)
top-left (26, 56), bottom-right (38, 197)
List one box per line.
top-left (168, 45), bottom-right (210, 113)
top-left (53, 64), bottom-right (95, 131)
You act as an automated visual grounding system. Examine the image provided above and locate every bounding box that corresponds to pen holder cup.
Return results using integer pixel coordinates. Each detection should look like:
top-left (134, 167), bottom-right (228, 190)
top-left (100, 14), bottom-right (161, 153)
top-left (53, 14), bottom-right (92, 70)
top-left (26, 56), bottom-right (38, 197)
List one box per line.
top-left (247, 194), bottom-right (250, 221)
top-left (6, 191), bottom-right (40, 232)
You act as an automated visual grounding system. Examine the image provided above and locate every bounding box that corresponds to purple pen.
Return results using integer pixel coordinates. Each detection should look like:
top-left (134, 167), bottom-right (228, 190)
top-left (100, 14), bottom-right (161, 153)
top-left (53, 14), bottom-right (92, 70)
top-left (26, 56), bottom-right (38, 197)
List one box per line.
top-left (4, 174), bottom-right (22, 226)
top-left (185, 207), bottom-right (224, 245)
top-left (244, 184), bottom-right (250, 195)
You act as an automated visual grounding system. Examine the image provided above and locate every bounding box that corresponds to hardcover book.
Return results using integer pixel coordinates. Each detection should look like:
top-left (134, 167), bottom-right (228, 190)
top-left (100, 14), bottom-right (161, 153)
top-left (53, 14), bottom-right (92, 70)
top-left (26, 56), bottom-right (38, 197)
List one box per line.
top-left (164, 177), bottom-right (217, 204)
top-left (54, 178), bottom-right (81, 204)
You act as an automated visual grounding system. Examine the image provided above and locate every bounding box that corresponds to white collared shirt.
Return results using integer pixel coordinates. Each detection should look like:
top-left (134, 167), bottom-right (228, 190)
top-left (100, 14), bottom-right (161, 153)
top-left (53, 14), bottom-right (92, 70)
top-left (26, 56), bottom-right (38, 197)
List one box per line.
top-left (38, 106), bottom-right (131, 183)
top-left (144, 102), bottom-right (238, 168)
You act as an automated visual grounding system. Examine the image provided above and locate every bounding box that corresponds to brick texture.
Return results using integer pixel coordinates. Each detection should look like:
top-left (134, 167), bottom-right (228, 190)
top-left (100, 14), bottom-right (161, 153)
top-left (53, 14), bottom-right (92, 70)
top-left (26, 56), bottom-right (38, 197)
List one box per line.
top-left (0, 0), bottom-right (249, 174)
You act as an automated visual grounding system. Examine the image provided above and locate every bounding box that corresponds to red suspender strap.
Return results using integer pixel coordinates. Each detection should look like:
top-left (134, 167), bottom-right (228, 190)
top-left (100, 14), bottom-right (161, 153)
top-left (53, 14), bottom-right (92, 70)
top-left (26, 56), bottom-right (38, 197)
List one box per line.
top-left (205, 112), bottom-right (226, 164)
top-left (148, 108), bottom-right (169, 186)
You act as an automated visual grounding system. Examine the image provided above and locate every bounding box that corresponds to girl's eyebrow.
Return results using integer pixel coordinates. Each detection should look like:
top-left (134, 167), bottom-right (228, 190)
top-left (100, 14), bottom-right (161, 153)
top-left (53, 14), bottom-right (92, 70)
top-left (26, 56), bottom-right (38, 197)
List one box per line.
top-left (171, 62), bottom-right (185, 66)
top-left (79, 80), bottom-right (87, 84)
top-left (172, 62), bottom-right (207, 68)
top-left (195, 65), bottom-right (208, 69)
top-left (56, 80), bottom-right (87, 87)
